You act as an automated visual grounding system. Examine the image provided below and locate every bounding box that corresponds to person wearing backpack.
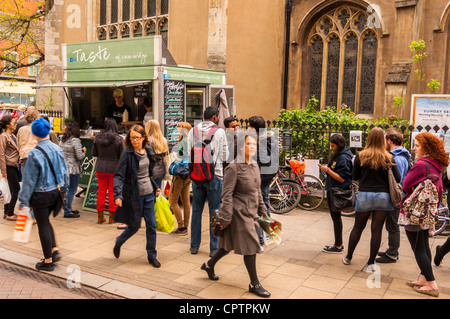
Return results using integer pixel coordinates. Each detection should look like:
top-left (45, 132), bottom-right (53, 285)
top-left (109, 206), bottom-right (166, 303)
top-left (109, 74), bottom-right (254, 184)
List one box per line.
top-left (376, 128), bottom-right (411, 264)
top-left (399, 132), bottom-right (448, 297)
top-left (188, 106), bottom-right (228, 256)
top-left (169, 122), bottom-right (192, 236)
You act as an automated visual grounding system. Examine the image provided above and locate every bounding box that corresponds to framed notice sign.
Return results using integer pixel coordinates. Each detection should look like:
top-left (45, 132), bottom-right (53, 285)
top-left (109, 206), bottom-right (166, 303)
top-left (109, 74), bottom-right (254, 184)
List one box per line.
top-left (411, 95), bottom-right (450, 129)
top-left (164, 80), bottom-right (185, 149)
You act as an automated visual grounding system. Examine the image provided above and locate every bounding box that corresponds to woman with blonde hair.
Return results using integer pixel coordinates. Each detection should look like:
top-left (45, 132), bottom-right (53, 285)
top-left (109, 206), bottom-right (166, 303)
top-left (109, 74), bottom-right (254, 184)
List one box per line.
top-left (343, 127), bottom-right (401, 268)
top-left (145, 120), bottom-right (169, 188)
top-left (169, 122), bottom-right (192, 235)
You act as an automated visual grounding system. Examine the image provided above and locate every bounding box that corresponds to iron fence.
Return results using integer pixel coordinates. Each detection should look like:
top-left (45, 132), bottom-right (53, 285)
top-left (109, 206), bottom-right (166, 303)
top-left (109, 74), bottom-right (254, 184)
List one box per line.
top-left (237, 119), bottom-right (449, 165)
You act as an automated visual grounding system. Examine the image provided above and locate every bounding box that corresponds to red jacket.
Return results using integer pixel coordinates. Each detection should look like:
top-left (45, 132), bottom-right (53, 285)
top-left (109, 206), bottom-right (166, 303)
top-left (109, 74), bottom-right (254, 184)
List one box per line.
top-left (401, 157), bottom-right (443, 208)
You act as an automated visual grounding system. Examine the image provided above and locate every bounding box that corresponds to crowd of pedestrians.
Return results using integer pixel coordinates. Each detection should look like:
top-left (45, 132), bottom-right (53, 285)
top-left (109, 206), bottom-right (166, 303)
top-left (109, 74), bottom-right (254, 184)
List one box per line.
top-left (1, 104), bottom-right (450, 298)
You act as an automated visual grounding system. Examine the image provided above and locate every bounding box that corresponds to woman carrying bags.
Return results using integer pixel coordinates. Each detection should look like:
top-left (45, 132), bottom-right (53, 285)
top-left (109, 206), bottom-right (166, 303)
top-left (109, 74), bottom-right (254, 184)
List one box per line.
top-left (201, 131), bottom-right (271, 298)
top-left (0, 115), bottom-right (20, 220)
top-left (399, 132), bottom-right (448, 297)
top-left (113, 125), bottom-right (161, 268)
top-left (319, 134), bottom-right (353, 254)
top-left (169, 122), bottom-right (192, 236)
top-left (18, 118), bottom-right (69, 271)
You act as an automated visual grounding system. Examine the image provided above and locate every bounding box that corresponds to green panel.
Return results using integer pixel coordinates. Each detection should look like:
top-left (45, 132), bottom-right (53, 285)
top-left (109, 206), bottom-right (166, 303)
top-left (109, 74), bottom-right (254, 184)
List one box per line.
top-left (164, 67), bottom-right (225, 85)
top-left (66, 66), bottom-right (155, 82)
top-left (66, 37), bottom-right (155, 70)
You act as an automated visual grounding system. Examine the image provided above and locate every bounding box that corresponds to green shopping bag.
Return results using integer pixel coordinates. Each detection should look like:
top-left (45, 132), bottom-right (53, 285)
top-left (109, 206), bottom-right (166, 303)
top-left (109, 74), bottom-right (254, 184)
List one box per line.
top-left (155, 195), bottom-right (175, 232)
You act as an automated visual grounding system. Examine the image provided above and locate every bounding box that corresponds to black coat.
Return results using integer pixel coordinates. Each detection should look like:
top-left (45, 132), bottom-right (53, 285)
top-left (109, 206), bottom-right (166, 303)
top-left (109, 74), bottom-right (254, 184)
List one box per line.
top-left (113, 146), bottom-right (157, 228)
top-left (92, 133), bottom-right (124, 174)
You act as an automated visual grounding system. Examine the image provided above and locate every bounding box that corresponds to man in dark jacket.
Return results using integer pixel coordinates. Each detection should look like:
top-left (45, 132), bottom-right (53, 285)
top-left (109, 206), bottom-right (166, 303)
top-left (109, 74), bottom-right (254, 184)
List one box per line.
top-left (248, 116), bottom-right (279, 247)
top-left (376, 128), bottom-right (411, 263)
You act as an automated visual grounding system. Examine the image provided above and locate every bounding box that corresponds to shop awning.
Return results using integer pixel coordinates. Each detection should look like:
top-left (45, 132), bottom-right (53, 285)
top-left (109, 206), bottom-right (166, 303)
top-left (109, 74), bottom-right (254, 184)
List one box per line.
top-left (33, 80), bottom-right (151, 89)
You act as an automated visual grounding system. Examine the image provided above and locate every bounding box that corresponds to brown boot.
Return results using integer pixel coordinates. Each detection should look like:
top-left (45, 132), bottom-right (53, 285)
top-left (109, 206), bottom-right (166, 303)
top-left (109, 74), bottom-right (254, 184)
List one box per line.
top-left (108, 212), bottom-right (115, 224)
top-left (97, 211), bottom-right (106, 224)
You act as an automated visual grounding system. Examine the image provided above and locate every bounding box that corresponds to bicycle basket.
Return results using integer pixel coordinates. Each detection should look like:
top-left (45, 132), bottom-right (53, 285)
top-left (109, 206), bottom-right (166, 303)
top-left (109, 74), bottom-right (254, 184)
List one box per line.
top-left (289, 159), bottom-right (305, 175)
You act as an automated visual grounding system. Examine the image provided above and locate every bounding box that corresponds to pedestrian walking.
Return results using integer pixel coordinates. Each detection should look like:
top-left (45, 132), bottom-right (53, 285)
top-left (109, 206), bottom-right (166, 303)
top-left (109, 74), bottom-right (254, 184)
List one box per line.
top-left (376, 128), bottom-right (411, 263)
top-left (399, 132), bottom-right (448, 297)
top-left (169, 122), bottom-right (192, 236)
top-left (188, 106), bottom-right (228, 256)
top-left (60, 122), bottom-right (86, 218)
top-left (17, 108), bottom-right (40, 176)
top-left (18, 118), bottom-right (69, 271)
top-left (343, 127), bottom-right (401, 268)
top-left (201, 131), bottom-right (270, 298)
top-left (92, 119), bottom-right (123, 224)
top-left (113, 125), bottom-right (161, 268)
top-left (145, 119), bottom-right (169, 189)
top-left (319, 134), bottom-right (353, 254)
top-left (0, 115), bottom-right (20, 221)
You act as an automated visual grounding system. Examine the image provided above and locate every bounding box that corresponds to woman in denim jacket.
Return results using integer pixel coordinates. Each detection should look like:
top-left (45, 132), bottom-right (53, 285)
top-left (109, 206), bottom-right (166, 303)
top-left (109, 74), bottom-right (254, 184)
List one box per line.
top-left (18, 118), bottom-right (69, 271)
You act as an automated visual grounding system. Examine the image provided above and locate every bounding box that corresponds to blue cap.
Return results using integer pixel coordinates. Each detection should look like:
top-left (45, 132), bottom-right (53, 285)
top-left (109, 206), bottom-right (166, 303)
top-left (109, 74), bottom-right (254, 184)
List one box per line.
top-left (31, 118), bottom-right (50, 138)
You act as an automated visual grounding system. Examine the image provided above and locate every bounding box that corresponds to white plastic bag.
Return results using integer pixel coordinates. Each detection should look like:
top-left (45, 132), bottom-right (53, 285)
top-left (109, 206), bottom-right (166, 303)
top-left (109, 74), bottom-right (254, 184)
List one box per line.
top-left (0, 177), bottom-right (11, 204)
top-left (13, 207), bottom-right (33, 243)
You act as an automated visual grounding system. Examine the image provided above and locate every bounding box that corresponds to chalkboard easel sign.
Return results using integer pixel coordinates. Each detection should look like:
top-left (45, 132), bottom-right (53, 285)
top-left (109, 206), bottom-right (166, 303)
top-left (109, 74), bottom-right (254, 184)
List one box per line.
top-left (82, 172), bottom-right (110, 213)
top-left (164, 80), bottom-right (185, 149)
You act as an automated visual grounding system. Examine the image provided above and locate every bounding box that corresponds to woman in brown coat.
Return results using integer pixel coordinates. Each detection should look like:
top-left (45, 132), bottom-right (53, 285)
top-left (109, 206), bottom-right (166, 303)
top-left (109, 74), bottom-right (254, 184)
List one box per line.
top-left (201, 131), bottom-right (270, 298)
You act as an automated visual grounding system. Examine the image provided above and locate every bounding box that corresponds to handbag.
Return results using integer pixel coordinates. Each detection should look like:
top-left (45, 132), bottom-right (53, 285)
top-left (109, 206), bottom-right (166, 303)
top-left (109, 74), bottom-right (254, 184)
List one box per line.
top-left (329, 185), bottom-right (356, 212)
top-left (169, 157), bottom-right (190, 177)
top-left (388, 166), bottom-right (403, 207)
top-left (35, 146), bottom-right (66, 217)
top-left (210, 209), bottom-right (224, 237)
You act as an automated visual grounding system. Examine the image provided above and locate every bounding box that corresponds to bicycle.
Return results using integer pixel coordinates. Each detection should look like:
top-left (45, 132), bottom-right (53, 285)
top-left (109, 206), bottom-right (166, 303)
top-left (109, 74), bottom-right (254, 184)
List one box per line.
top-left (434, 205), bottom-right (450, 236)
top-left (268, 171), bottom-right (302, 214)
top-left (279, 156), bottom-right (325, 211)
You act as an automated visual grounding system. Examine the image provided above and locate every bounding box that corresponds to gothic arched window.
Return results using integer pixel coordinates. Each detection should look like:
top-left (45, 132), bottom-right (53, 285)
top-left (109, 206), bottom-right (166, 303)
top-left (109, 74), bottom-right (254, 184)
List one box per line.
top-left (307, 6), bottom-right (379, 114)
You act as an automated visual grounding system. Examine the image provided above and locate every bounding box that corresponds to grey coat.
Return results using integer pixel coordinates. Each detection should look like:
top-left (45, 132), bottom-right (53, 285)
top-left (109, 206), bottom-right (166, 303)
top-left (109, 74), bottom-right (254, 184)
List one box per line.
top-left (60, 137), bottom-right (85, 175)
top-left (219, 159), bottom-right (267, 255)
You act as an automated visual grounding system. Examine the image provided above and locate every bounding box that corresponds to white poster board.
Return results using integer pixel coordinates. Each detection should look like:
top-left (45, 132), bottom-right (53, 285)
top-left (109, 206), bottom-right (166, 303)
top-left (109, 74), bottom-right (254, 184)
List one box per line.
top-left (411, 95), bottom-right (450, 129)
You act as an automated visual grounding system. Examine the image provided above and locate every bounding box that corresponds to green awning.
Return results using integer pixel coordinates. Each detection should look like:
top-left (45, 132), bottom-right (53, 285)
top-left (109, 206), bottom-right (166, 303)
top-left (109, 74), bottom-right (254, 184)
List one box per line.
top-left (33, 80), bottom-right (151, 89)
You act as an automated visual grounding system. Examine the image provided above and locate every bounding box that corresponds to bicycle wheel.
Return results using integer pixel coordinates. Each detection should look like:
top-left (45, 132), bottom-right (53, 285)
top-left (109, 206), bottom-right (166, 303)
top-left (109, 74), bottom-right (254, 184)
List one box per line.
top-left (434, 205), bottom-right (449, 236)
top-left (295, 174), bottom-right (324, 210)
top-left (269, 180), bottom-right (301, 214)
top-left (341, 182), bottom-right (359, 217)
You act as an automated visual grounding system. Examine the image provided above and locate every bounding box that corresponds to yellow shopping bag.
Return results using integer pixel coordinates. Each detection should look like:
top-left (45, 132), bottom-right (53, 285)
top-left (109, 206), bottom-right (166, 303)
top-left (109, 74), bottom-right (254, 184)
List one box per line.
top-left (155, 195), bottom-right (175, 232)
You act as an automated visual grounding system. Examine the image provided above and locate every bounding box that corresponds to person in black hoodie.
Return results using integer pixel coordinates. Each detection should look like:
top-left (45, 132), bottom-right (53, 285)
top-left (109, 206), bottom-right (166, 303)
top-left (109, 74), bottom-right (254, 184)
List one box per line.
top-left (319, 134), bottom-right (353, 253)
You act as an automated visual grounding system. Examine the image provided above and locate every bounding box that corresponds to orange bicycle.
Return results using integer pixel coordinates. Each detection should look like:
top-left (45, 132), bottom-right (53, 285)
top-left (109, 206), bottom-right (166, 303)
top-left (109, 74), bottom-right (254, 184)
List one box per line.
top-left (279, 156), bottom-right (325, 211)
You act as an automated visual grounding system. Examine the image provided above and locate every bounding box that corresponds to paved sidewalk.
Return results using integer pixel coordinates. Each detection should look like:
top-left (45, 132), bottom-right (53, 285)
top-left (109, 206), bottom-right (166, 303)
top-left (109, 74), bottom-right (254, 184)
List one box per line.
top-left (0, 194), bottom-right (449, 299)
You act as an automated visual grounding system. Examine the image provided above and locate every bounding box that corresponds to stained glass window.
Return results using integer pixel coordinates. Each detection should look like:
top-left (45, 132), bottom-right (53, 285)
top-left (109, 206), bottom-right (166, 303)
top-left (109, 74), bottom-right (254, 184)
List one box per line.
top-left (325, 35), bottom-right (340, 108)
top-left (309, 37), bottom-right (323, 109)
top-left (307, 6), bottom-right (379, 114)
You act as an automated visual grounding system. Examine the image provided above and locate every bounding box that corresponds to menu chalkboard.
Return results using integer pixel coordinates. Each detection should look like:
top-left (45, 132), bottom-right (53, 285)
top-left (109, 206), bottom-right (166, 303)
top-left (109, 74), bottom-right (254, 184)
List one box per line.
top-left (79, 138), bottom-right (96, 188)
top-left (82, 172), bottom-right (110, 213)
top-left (164, 80), bottom-right (185, 150)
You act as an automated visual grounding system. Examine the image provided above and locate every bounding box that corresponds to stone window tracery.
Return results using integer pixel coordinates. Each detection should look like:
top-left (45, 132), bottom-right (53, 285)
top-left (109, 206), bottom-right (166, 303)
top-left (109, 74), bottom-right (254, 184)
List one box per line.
top-left (97, 0), bottom-right (169, 41)
top-left (307, 5), bottom-right (379, 114)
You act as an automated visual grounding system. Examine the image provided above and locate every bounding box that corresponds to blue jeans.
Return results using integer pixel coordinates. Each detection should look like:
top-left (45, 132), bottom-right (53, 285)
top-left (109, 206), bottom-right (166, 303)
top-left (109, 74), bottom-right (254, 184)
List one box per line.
top-left (115, 193), bottom-right (157, 259)
top-left (190, 178), bottom-right (223, 254)
top-left (259, 179), bottom-right (271, 246)
top-left (64, 174), bottom-right (80, 215)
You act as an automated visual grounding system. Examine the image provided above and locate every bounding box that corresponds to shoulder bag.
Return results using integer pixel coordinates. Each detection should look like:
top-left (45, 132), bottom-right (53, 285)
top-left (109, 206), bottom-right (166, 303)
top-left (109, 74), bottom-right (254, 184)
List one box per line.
top-left (329, 185), bottom-right (356, 212)
top-left (35, 146), bottom-right (66, 217)
top-left (388, 165), bottom-right (403, 207)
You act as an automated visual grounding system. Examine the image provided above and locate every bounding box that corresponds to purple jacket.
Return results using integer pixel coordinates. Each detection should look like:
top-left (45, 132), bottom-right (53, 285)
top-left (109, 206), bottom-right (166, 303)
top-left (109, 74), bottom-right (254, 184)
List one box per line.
top-left (401, 157), bottom-right (443, 208)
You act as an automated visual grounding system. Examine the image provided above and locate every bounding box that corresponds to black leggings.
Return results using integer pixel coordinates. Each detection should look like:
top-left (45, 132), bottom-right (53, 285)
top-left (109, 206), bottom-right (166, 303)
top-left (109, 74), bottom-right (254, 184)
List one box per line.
top-left (207, 248), bottom-right (260, 286)
top-left (327, 191), bottom-right (343, 247)
top-left (4, 166), bottom-right (20, 216)
top-left (346, 210), bottom-right (389, 265)
top-left (31, 190), bottom-right (59, 259)
top-left (405, 229), bottom-right (435, 281)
